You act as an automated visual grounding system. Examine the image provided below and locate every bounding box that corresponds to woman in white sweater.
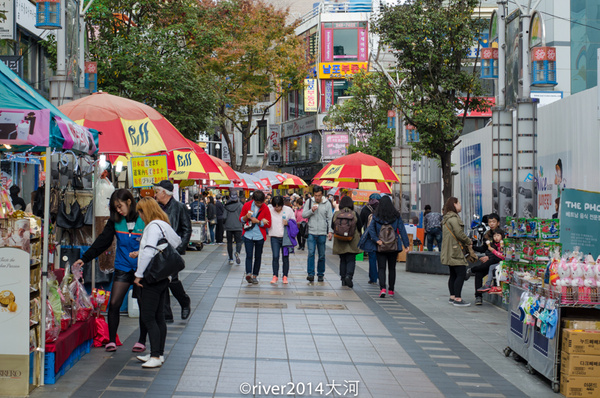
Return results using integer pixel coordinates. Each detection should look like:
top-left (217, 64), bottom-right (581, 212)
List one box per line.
top-left (132, 197), bottom-right (181, 368)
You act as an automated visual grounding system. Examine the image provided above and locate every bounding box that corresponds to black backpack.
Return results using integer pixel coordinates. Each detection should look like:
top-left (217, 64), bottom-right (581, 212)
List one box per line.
top-left (333, 208), bottom-right (357, 241)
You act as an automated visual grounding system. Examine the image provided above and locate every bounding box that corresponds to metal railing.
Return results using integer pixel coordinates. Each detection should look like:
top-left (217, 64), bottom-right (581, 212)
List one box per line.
top-left (300, 1), bottom-right (375, 25)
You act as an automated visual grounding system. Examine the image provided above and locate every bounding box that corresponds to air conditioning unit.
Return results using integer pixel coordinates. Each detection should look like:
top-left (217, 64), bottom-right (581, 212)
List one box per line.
top-left (337, 96), bottom-right (353, 106)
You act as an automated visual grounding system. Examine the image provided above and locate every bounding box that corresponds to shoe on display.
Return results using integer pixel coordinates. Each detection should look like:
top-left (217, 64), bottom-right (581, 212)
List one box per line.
top-left (282, 276), bottom-right (288, 284)
top-left (271, 276), bottom-right (278, 284)
top-left (380, 289), bottom-right (386, 298)
top-left (142, 357), bottom-right (163, 368)
top-left (475, 297), bottom-right (483, 306)
top-left (453, 300), bottom-right (471, 307)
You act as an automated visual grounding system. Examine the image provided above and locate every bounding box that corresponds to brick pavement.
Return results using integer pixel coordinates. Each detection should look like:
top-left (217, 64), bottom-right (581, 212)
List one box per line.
top-left (26, 242), bottom-right (558, 398)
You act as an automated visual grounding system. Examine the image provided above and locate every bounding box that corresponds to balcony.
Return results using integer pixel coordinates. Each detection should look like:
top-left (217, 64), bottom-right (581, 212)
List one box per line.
top-left (300, 1), bottom-right (376, 25)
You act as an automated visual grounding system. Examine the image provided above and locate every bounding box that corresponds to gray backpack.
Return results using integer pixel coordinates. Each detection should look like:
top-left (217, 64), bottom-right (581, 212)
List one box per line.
top-left (378, 222), bottom-right (398, 252)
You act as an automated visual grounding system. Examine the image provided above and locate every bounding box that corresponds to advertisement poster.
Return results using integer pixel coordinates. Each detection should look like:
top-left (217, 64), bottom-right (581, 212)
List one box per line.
top-left (460, 144), bottom-right (482, 227)
top-left (0, 108), bottom-right (50, 147)
top-left (0, 0), bottom-right (14, 40)
top-left (322, 133), bottom-right (348, 161)
top-left (304, 79), bottom-right (318, 112)
top-left (0, 247), bottom-right (30, 395)
top-left (130, 155), bottom-right (168, 187)
top-left (55, 116), bottom-right (97, 155)
top-left (221, 136), bottom-right (231, 163)
top-left (560, 189), bottom-right (600, 256)
top-left (268, 125), bottom-right (281, 166)
top-left (537, 152), bottom-right (570, 219)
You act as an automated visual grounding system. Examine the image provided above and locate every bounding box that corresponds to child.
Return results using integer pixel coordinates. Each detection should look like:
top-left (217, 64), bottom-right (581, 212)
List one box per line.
top-left (477, 229), bottom-right (505, 293)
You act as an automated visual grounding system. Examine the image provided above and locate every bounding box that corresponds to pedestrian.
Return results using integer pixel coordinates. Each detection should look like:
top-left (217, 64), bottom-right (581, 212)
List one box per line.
top-left (332, 196), bottom-right (362, 288)
top-left (359, 193), bottom-right (380, 284)
top-left (206, 196), bottom-right (217, 244)
top-left (268, 196), bottom-right (295, 284)
top-left (441, 197), bottom-right (473, 307)
top-left (423, 204), bottom-right (443, 251)
top-left (73, 189), bottom-right (145, 352)
top-left (133, 197), bottom-right (181, 368)
top-left (223, 192), bottom-right (243, 265)
top-left (9, 186), bottom-right (26, 211)
top-left (295, 198), bottom-right (308, 250)
top-left (240, 190), bottom-right (271, 284)
top-left (302, 185), bottom-right (333, 282)
top-left (153, 180), bottom-right (192, 321)
top-left (366, 196), bottom-right (409, 298)
top-left (215, 194), bottom-right (225, 243)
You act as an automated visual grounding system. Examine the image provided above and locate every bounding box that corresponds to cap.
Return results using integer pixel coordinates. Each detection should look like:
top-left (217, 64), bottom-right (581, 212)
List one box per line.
top-left (369, 193), bottom-right (381, 201)
top-left (153, 180), bottom-right (174, 192)
top-left (230, 193), bottom-right (239, 201)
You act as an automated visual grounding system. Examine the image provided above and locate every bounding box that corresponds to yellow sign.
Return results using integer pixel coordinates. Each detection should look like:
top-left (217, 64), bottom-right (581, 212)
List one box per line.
top-left (121, 118), bottom-right (167, 154)
top-left (130, 155), bottom-right (168, 188)
top-left (198, 141), bottom-right (207, 148)
top-left (318, 62), bottom-right (368, 79)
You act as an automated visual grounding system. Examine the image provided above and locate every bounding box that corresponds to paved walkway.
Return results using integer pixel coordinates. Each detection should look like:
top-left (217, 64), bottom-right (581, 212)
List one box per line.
top-left (26, 242), bottom-right (559, 398)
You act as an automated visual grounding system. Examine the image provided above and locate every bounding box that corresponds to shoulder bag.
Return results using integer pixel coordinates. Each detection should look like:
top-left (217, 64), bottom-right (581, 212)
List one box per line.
top-left (143, 225), bottom-right (185, 284)
top-left (444, 223), bottom-right (478, 263)
top-left (56, 196), bottom-right (85, 230)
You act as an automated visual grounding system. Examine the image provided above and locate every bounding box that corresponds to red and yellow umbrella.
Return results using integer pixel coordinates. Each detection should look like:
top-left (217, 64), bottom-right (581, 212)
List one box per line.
top-left (273, 173), bottom-right (308, 189)
top-left (313, 152), bottom-right (400, 183)
top-left (207, 154), bottom-right (241, 184)
top-left (313, 179), bottom-right (392, 194)
top-left (59, 92), bottom-right (192, 156)
top-left (166, 140), bottom-right (231, 183)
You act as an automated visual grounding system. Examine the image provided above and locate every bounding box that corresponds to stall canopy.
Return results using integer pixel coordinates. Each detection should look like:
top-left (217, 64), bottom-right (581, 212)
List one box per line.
top-left (0, 62), bottom-right (98, 154)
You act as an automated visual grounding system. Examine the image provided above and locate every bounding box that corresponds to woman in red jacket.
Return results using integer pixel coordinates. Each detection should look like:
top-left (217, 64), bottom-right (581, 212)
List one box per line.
top-left (240, 190), bottom-right (271, 284)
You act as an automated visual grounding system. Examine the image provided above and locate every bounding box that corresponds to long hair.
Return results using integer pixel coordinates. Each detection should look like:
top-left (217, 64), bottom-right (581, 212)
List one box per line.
top-left (339, 195), bottom-right (354, 211)
top-left (374, 196), bottom-right (400, 223)
top-left (442, 197), bottom-right (459, 215)
top-left (137, 197), bottom-right (170, 225)
top-left (109, 189), bottom-right (137, 223)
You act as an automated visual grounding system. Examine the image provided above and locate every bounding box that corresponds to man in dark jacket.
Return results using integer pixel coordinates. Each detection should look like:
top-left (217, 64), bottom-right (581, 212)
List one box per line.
top-left (359, 193), bottom-right (380, 284)
top-left (153, 180), bottom-right (192, 321)
top-left (215, 194), bottom-right (225, 244)
top-left (223, 192), bottom-right (243, 265)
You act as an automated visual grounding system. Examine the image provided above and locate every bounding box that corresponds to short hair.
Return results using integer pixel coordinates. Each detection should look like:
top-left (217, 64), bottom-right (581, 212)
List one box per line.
top-left (339, 195), bottom-right (354, 210)
top-left (193, 194), bottom-right (199, 200)
top-left (313, 185), bottom-right (324, 194)
top-left (137, 197), bottom-right (170, 224)
top-left (424, 205), bottom-right (431, 211)
top-left (252, 190), bottom-right (265, 202)
top-left (271, 195), bottom-right (284, 207)
top-left (487, 213), bottom-right (500, 222)
top-left (492, 228), bottom-right (505, 239)
top-left (154, 186), bottom-right (173, 197)
top-left (296, 198), bottom-right (304, 206)
top-left (9, 185), bottom-right (20, 196)
top-left (442, 197), bottom-right (459, 215)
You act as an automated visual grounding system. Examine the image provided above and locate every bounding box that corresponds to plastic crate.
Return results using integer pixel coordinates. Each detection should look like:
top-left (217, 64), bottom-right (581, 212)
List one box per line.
top-left (44, 339), bottom-right (93, 384)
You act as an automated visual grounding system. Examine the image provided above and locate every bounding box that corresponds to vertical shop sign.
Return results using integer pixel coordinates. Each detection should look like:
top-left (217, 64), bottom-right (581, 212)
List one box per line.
top-left (560, 188), bottom-right (600, 256)
top-left (221, 136), bottom-right (231, 163)
top-left (304, 79), bottom-right (318, 112)
top-left (358, 28), bottom-right (368, 61)
top-left (268, 125), bottom-right (281, 166)
top-left (325, 80), bottom-right (333, 111)
top-left (322, 28), bottom-right (333, 62)
top-left (460, 144), bottom-right (482, 226)
top-left (0, 246), bottom-right (30, 395)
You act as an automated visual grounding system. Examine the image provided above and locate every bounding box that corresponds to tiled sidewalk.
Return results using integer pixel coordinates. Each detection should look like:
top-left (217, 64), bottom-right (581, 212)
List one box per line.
top-left (27, 242), bottom-right (557, 398)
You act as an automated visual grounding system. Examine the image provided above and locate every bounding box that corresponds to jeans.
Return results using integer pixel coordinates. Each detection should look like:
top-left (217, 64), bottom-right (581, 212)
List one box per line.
top-left (367, 251), bottom-right (378, 283)
top-left (208, 222), bottom-right (216, 243)
top-left (140, 278), bottom-right (169, 358)
top-left (243, 237), bottom-right (264, 276)
top-left (226, 230), bottom-right (243, 260)
top-left (377, 251), bottom-right (398, 291)
top-left (339, 253), bottom-right (356, 280)
top-left (271, 236), bottom-right (289, 277)
top-left (448, 265), bottom-right (467, 299)
top-left (307, 234), bottom-right (327, 276)
top-left (426, 227), bottom-right (443, 251)
top-left (472, 258), bottom-right (500, 297)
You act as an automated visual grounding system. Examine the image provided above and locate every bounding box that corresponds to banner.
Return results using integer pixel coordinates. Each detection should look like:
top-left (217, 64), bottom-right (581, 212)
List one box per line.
top-left (130, 155), bottom-right (168, 187)
top-left (304, 79), bottom-right (318, 112)
top-left (222, 136), bottom-right (231, 163)
top-left (268, 125), bottom-right (281, 166)
top-left (55, 116), bottom-right (97, 154)
top-left (319, 62), bottom-right (368, 79)
top-left (460, 144), bottom-right (482, 225)
top-left (322, 133), bottom-right (348, 161)
top-left (0, 108), bottom-right (49, 147)
top-left (560, 188), bottom-right (600, 256)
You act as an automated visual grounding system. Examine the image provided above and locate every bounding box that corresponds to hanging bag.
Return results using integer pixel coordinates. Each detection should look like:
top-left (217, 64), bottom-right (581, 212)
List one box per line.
top-left (143, 225), bottom-right (185, 284)
top-left (444, 223), bottom-right (478, 263)
top-left (56, 193), bottom-right (85, 229)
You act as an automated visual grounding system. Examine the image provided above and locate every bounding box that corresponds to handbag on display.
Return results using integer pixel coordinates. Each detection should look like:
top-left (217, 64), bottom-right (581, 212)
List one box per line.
top-left (59, 246), bottom-right (81, 269)
top-left (83, 200), bottom-right (94, 226)
top-left (56, 198), bottom-right (85, 229)
top-left (143, 225), bottom-right (185, 284)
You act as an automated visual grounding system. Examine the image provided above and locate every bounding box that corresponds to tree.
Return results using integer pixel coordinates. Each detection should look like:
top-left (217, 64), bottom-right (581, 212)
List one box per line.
top-left (85, 0), bottom-right (219, 138)
top-left (373, 0), bottom-right (489, 202)
top-left (203, 0), bottom-right (309, 172)
top-left (324, 71), bottom-right (396, 165)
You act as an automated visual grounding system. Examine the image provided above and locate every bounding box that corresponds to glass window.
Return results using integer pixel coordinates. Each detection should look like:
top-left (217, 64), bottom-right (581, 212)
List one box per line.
top-left (288, 91), bottom-right (296, 119)
top-left (333, 29), bottom-right (358, 61)
top-left (333, 80), bottom-right (352, 105)
top-left (284, 133), bottom-right (321, 165)
top-left (258, 123), bottom-right (266, 154)
top-left (297, 90), bottom-right (305, 117)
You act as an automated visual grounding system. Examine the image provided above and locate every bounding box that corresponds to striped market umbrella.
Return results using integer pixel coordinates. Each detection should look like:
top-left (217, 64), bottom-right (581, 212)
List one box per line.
top-left (212, 172), bottom-right (266, 191)
top-left (207, 154), bottom-right (241, 184)
top-left (252, 170), bottom-right (287, 188)
top-left (273, 173), bottom-right (308, 189)
top-left (313, 179), bottom-right (392, 194)
top-left (313, 152), bottom-right (400, 183)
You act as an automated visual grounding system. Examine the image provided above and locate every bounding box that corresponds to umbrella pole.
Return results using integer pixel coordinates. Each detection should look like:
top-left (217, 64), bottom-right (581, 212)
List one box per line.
top-left (91, 159), bottom-right (97, 290)
top-left (40, 147), bottom-right (52, 385)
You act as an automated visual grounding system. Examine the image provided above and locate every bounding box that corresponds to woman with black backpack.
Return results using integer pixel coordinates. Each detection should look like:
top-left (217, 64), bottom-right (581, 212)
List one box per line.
top-left (366, 196), bottom-right (410, 298)
top-left (332, 196), bottom-right (363, 288)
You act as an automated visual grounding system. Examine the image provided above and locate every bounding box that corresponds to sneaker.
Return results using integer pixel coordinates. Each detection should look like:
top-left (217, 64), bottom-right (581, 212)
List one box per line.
top-left (475, 297), bottom-right (483, 306)
top-left (251, 276), bottom-right (259, 284)
top-left (228, 259), bottom-right (234, 265)
top-left (137, 354), bottom-right (165, 363)
top-left (388, 290), bottom-right (394, 297)
top-left (142, 357), bottom-right (163, 368)
top-left (448, 298), bottom-right (455, 304)
top-left (477, 285), bottom-right (491, 292)
top-left (318, 276), bottom-right (324, 282)
top-left (489, 286), bottom-right (503, 294)
top-left (453, 300), bottom-right (471, 307)
top-left (245, 274), bottom-right (253, 284)
top-left (282, 276), bottom-right (288, 284)
top-left (307, 275), bottom-right (314, 282)
top-left (380, 289), bottom-right (386, 298)
top-left (235, 252), bottom-right (241, 265)
top-left (271, 276), bottom-right (278, 284)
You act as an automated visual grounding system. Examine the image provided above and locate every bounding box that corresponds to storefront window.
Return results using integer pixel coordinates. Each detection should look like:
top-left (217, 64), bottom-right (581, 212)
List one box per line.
top-left (333, 80), bottom-right (352, 105)
top-left (288, 91), bottom-right (296, 120)
top-left (322, 22), bottom-right (368, 62)
top-left (284, 133), bottom-right (321, 165)
top-left (333, 29), bottom-right (358, 61)
top-left (19, 35), bottom-right (37, 87)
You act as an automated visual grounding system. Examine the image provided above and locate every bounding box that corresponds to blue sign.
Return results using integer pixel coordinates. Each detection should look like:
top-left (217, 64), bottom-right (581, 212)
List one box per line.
top-left (560, 188), bottom-right (600, 257)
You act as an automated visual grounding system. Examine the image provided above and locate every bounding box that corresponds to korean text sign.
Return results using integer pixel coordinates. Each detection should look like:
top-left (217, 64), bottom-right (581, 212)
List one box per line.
top-left (560, 188), bottom-right (600, 256)
top-left (130, 155), bottom-right (168, 188)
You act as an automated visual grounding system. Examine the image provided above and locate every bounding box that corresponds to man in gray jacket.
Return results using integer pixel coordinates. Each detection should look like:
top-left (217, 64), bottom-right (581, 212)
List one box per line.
top-left (223, 192), bottom-right (244, 265)
top-left (302, 185), bottom-right (333, 282)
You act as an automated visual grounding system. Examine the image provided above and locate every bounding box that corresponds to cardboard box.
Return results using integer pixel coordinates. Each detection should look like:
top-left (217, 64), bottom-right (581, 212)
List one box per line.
top-left (562, 329), bottom-right (600, 355)
top-left (563, 319), bottom-right (600, 331)
top-left (397, 233), bottom-right (413, 262)
top-left (561, 374), bottom-right (600, 398)
top-left (561, 351), bottom-right (600, 377)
